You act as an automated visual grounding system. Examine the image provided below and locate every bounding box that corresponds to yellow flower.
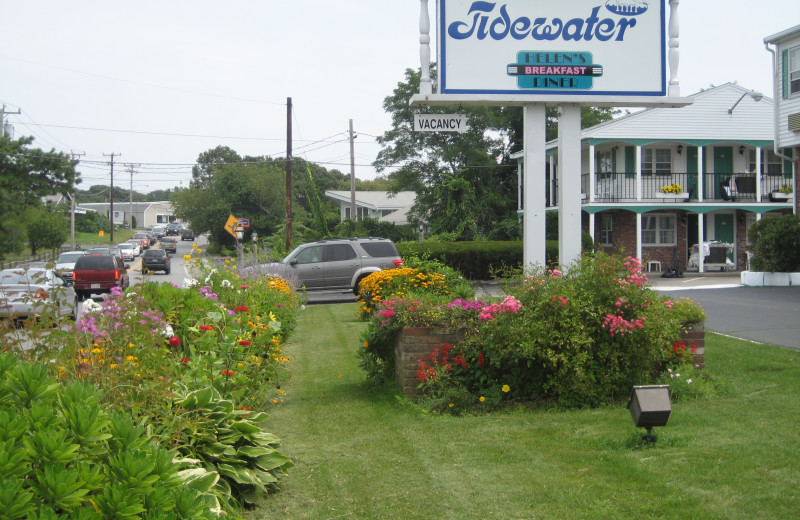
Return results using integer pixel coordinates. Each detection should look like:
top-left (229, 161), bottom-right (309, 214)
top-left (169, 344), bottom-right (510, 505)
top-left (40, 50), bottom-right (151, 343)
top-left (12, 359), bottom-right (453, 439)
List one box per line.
top-left (448, 403), bottom-right (454, 408)
top-left (184, 254), bottom-right (192, 261)
top-left (479, 396), bottom-right (486, 402)
top-left (192, 243), bottom-right (198, 249)
top-left (502, 384), bottom-right (510, 393)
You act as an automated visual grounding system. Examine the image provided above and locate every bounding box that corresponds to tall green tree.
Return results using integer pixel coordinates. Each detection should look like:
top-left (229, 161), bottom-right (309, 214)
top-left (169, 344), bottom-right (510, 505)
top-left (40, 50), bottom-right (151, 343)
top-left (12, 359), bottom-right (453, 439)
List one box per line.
top-left (374, 66), bottom-right (619, 238)
top-left (25, 206), bottom-right (69, 255)
top-left (0, 136), bottom-right (78, 259)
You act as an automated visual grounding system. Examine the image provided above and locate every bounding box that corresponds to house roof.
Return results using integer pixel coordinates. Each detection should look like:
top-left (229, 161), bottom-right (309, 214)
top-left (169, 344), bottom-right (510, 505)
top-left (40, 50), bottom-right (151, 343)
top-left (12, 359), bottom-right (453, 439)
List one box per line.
top-left (324, 191), bottom-right (416, 210)
top-left (764, 24), bottom-right (800, 44)
top-left (577, 83), bottom-right (774, 144)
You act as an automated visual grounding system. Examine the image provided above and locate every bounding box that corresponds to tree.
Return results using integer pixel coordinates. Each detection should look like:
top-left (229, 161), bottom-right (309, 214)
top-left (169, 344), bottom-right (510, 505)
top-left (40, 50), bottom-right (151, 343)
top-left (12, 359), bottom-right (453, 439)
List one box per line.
top-left (749, 214), bottom-right (800, 272)
top-left (0, 136), bottom-right (79, 259)
top-left (25, 206), bottom-right (68, 255)
top-left (374, 65), bottom-right (619, 238)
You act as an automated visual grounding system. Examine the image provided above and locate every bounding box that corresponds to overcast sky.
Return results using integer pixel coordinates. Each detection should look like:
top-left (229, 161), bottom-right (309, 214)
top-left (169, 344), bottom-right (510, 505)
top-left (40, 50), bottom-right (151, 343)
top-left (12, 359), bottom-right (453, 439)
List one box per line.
top-left (1, 1), bottom-right (798, 194)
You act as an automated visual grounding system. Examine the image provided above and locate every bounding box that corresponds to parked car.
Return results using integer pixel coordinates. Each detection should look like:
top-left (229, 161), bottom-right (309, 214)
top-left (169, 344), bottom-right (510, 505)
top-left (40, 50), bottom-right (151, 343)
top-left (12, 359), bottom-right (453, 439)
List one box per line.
top-left (54, 250), bottom-right (88, 283)
top-left (160, 237), bottom-right (178, 254)
top-left (141, 248), bottom-right (171, 274)
top-left (165, 222), bottom-right (185, 236)
top-left (0, 267), bottom-right (78, 320)
top-left (117, 242), bottom-right (136, 261)
top-left (125, 241), bottom-right (141, 257)
top-left (72, 254), bottom-right (129, 300)
top-left (181, 228), bottom-right (196, 241)
top-left (87, 247), bottom-right (111, 255)
top-left (266, 237), bottom-right (403, 293)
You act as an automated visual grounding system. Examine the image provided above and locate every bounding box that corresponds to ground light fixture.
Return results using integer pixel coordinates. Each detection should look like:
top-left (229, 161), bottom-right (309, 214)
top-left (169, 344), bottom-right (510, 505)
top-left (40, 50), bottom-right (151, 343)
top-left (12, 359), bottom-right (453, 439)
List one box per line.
top-left (627, 385), bottom-right (671, 443)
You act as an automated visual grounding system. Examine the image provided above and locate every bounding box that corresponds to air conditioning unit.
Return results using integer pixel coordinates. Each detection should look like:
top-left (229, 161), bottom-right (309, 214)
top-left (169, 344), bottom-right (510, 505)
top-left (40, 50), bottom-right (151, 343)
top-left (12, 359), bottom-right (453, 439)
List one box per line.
top-left (789, 112), bottom-right (800, 132)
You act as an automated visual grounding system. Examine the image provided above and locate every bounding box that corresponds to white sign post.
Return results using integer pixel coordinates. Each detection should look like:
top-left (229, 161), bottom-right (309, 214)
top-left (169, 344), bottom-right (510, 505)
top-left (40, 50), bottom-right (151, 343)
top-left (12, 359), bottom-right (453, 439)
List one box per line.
top-left (411, 0), bottom-right (691, 269)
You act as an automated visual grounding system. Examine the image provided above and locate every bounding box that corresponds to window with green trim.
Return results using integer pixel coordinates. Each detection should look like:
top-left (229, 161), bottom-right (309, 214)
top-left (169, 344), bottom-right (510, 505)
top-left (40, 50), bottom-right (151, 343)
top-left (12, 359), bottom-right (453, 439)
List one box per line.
top-left (790, 45), bottom-right (800, 96)
top-left (596, 149), bottom-right (614, 179)
top-left (599, 214), bottom-right (613, 246)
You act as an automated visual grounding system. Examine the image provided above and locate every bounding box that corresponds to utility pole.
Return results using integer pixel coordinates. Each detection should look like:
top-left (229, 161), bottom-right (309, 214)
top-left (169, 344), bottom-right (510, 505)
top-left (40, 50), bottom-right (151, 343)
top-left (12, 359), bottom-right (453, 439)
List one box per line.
top-left (126, 164), bottom-right (139, 229)
top-left (349, 119), bottom-right (357, 222)
top-left (104, 153), bottom-right (119, 243)
top-left (68, 151), bottom-right (84, 249)
top-left (286, 97), bottom-right (293, 251)
top-left (0, 105), bottom-right (22, 138)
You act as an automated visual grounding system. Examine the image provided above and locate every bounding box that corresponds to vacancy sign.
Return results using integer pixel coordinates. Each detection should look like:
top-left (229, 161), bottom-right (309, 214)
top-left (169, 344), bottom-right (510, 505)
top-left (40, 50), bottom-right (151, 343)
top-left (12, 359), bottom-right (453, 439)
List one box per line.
top-left (414, 113), bottom-right (470, 132)
top-left (438, 0), bottom-right (666, 98)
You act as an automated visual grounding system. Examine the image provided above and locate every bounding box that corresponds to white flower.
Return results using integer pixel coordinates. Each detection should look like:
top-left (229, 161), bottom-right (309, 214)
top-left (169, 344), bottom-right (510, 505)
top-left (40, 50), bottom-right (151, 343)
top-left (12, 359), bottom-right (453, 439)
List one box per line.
top-left (183, 278), bottom-right (199, 288)
top-left (221, 279), bottom-right (232, 288)
top-left (82, 299), bottom-right (102, 313)
top-left (686, 379), bottom-right (693, 384)
top-left (161, 324), bottom-right (175, 338)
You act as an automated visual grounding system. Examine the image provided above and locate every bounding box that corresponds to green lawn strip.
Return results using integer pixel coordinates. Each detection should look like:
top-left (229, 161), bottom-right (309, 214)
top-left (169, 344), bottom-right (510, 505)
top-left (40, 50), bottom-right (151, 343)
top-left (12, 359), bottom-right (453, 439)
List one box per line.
top-left (250, 303), bottom-right (800, 520)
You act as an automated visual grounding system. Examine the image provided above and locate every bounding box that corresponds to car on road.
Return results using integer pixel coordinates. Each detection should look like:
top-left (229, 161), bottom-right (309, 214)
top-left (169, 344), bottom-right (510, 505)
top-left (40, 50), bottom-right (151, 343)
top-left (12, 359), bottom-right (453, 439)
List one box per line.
top-left (160, 237), bottom-right (177, 254)
top-left (132, 232), bottom-right (152, 248)
top-left (181, 228), bottom-right (196, 241)
top-left (141, 248), bottom-right (171, 274)
top-left (265, 237), bottom-right (403, 294)
top-left (54, 250), bottom-right (88, 284)
top-left (151, 225), bottom-right (166, 239)
top-left (117, 242), bottom-right (136, 261)
top-left (124, 241), bottom-right (141, 257)
top-left (165, 222), bottom-right (185, 236)
top-left (72, 254), bottom-right (129, 300)
top-left (0, 267), bottom-right (78, 320)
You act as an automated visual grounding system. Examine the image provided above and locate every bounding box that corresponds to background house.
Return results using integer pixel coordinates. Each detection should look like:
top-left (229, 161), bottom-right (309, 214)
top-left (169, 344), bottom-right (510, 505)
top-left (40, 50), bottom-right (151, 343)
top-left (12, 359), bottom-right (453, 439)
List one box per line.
top-left (77, 202), bottom-right (176, 229)
top-left (325, 191), bottom-right (416, 225)
top-left (516, 83), bottom-right (797, 272)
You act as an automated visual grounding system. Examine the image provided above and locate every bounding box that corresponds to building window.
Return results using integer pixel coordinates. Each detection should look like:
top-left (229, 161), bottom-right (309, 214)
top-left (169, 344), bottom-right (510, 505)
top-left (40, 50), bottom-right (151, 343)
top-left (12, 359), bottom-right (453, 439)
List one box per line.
top-left (642, 214), bottom-right (676, 245)
top-left (599, 214), bottom-right (613, 246)
top-left (344, 206), bottom-right (369, 221)
top-left (597, 149), bottom-right (614, 178)
top-left (791, 45), bottom-right (800, 96)
top-left (641, 148), bottom-right (672, 174)
top-left (748, 149), bottom-right (784, 175)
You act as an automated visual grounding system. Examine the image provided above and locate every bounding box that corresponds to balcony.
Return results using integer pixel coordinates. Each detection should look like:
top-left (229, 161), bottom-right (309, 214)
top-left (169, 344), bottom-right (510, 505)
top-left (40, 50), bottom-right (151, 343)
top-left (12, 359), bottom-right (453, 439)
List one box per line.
top-left (576, 172), bottom-right (791, 204)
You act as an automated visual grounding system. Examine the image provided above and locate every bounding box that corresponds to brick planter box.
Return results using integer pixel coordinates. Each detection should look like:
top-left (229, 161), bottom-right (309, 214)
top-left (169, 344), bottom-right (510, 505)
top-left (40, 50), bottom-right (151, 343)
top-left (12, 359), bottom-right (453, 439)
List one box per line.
top-left (395, 327), bottom-right (463, 396)
top-left (681, 321), bottom-right (705, 369)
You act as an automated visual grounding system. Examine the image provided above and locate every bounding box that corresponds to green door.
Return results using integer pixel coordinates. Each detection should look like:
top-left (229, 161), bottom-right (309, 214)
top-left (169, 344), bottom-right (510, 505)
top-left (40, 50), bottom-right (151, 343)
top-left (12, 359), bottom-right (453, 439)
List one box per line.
top-left (714, 147), bottom-right (733, 199)
top-left (686, 146), bottom-right (698, 199)
top-left (715, 214), bottom-right (734, 261)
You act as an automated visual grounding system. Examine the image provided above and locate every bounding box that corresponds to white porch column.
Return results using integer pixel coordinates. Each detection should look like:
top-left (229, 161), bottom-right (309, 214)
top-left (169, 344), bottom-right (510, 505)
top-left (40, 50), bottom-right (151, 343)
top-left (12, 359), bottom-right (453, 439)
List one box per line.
top-left (636, 146), bottom-right (642, 201)
top-left (668, 0), bottom-right (681, 97)
top-left (558, 105), bottom-right (582, 267)
top-left (589, 144), bottom-right (596, 202)
top-left (418, 0), bottom-right (432, 95)
top-left (636, 213), bottom-right (643, 262)
top-left (697, 146), bottom-right (704, 201)
top-left (589, 213), bottom-right (596, 246)
top-left (523, 104), bottom-right (547, 269)
top-left (698, 213), bottom-right (705, 273)
top-left (756, 147), bottom-right (762, 201)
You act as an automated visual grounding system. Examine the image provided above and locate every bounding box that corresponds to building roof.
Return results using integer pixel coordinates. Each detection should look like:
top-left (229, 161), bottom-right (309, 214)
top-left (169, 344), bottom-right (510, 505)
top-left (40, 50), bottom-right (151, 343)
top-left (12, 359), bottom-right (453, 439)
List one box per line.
top-left (764, 24), bottom-right (800, 44)
top-left (577, 83), bottom-right (774, 144)
top-left (324, 191), bottom-right (416, 210)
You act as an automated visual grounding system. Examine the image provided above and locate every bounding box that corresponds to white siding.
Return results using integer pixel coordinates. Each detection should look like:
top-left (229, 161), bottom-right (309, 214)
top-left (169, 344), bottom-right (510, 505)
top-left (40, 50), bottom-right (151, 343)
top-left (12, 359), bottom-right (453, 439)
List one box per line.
top-left (776, 37), bottom-right (800, 148)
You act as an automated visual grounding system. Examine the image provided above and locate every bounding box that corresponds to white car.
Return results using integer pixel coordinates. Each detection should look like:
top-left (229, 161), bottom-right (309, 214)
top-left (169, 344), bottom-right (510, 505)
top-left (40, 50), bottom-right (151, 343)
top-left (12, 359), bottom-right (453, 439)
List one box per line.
top-left (117, 243), bottom-right (136, 261)
top-left (54, 250), bottom-right (88, 283)
top-left (0, 268), bottom-right (77, 320)
top-left (125, 241), bottom-right (141, 257)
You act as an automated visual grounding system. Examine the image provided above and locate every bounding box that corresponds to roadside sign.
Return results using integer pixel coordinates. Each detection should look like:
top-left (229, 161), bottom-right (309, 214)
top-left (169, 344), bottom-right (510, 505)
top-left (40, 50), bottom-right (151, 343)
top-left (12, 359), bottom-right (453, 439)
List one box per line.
top-left (414, 113), bottom-right (469, 133)
top-left (237, 218), bottom-right (250, 228)
top-left (224, 215), bottom-right (239, 238)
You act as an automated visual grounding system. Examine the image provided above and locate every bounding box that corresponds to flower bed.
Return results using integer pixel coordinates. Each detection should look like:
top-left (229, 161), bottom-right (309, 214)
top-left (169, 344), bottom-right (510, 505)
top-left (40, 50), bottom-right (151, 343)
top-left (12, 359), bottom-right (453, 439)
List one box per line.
top-left (3, 253), bottom-right (300, 516)
top-left (360, 253), bottom-right (708, 412)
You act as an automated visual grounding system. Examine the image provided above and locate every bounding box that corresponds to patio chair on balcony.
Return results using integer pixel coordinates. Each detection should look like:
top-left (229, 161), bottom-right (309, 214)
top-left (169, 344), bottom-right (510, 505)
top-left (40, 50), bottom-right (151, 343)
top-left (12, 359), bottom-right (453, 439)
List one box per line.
top-left (720, 177), bottom-right (738, 201)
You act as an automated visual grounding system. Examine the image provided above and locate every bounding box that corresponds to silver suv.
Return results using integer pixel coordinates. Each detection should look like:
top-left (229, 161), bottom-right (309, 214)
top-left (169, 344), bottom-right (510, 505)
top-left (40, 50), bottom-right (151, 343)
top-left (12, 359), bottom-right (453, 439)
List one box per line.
top-left (269, 237), bottom-right (402, 293)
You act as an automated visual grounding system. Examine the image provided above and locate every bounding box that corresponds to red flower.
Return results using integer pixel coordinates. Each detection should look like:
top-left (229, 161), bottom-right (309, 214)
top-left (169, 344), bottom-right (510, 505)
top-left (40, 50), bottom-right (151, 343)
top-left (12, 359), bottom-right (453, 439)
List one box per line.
top-left (240, 285), bottom-right (249, 290)
top-left (168, 336), bottom-right (181, 347)
top-left (235, 306), bottom-right (250, 312)
top-left (478, 352), bottom-right (486, 368)
top-left (221, 369), bottom-right (235, 377)
top-left (238, 340), bottom-right (252, 346)
top-left (199, 325), bottom-right (213, 331)
top-left (180, 358), bottom-right (190, 364)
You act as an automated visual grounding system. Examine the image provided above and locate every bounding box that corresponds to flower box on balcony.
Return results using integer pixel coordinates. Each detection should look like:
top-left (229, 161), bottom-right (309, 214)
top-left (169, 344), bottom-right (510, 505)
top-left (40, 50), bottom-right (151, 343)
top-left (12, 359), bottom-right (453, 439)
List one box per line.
top-left (655, 192), bottom-right (690, 201)
top-left (769, 192), bottom-right (793, 202)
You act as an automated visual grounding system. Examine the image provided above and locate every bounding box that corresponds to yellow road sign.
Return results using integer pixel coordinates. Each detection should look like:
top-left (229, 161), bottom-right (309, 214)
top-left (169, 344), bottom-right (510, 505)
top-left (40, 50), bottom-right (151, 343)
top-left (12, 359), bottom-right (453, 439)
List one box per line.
top-left (224, 215), bottom-right (239, 238)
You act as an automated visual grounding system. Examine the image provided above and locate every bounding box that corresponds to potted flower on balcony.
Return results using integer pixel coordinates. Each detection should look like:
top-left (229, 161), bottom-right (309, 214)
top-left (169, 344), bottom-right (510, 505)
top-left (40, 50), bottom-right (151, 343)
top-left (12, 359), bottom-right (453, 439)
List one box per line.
top-left (657, 183), bottom-right (689, 200)
top-left (770, 184), bottom-right (793, 202)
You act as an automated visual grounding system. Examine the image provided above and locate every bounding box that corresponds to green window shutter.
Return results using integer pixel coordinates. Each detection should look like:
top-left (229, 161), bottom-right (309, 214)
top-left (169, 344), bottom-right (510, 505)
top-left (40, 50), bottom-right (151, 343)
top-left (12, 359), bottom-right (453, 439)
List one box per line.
top-left (783, 50), bottom-right (789, 99)
top-left (624, 146), bottom-right (636, 179)
top-left (783, 147), bottom-right (793, 179)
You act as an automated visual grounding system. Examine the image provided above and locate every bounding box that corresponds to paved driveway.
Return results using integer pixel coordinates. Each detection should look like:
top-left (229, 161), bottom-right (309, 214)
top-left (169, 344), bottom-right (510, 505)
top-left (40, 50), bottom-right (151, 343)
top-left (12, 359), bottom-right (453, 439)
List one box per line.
top-left (654, 274), bottom-right (800, 351)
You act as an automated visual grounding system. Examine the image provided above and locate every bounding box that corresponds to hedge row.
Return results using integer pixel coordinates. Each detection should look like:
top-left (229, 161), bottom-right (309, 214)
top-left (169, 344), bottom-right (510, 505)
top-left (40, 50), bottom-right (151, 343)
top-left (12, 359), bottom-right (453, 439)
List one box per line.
top-left (395, 240), bottom-right (555, 279)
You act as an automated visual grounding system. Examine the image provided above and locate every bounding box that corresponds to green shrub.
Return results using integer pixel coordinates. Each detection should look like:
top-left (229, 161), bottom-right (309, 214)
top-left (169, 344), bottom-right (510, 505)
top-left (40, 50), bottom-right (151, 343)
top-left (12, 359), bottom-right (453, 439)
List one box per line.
top-left (749, 214), bottom-right (800, 272)
top-left (0, 354), bottom-right (220, 519)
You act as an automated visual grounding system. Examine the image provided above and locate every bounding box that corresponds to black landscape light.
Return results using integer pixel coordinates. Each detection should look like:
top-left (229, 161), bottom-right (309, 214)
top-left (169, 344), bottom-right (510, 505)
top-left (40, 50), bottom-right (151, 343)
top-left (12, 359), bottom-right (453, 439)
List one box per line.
top-left (627, 385), bottom-right (671, 443)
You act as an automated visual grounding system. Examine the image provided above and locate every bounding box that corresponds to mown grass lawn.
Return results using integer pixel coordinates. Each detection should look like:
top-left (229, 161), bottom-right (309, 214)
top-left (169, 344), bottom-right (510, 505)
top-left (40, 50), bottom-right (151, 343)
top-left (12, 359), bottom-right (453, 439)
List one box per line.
top-left (249, 303), bottom-right (800, 520)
